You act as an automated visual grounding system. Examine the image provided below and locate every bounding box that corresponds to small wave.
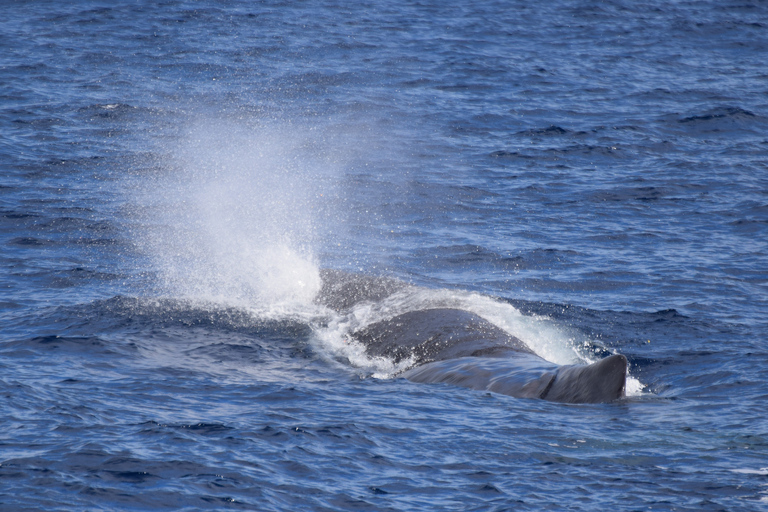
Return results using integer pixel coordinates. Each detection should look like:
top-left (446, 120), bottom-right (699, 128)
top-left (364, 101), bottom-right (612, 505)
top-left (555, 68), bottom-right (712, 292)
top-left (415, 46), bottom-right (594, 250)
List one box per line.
top-left (1, 335), bottom-right (119, 358)
top-left (9, 236), bottom-right (54, 247)
top-left (489, 150), bottom-right (524, 159)
top-left (91, 295), bottom-right (318, 334)
top-left (517, 125), bottom-right (569, 136)
top-left (731, 467), bottom-right (768, 476)
top-left (415, 244), bottom-right (525, 271)
top-left (678, 106), bottom-right (757, 124)
top-left (77, 103), bottom-right (140, 119)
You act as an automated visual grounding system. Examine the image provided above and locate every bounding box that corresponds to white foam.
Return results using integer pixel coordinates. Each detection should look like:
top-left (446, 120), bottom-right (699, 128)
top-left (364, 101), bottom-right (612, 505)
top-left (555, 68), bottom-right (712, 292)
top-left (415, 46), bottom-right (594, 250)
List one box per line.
top-left (731, 468), bottom-right (768, 476)
top-left (312, 314), bottom-right (417, 379)
top-left (625, 376), bottom-right (646, 396)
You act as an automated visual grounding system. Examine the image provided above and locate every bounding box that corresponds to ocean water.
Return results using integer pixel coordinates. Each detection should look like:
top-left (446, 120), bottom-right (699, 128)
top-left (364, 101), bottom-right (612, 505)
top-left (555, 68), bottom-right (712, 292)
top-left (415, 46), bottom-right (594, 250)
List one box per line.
top-left (1, 0), bottom-right (767, 510)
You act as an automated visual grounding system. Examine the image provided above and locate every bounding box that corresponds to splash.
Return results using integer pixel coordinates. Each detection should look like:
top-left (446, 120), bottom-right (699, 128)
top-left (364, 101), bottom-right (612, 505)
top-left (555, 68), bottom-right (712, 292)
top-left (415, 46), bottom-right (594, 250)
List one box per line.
top-left (129, 116), bottom-right (343, 317)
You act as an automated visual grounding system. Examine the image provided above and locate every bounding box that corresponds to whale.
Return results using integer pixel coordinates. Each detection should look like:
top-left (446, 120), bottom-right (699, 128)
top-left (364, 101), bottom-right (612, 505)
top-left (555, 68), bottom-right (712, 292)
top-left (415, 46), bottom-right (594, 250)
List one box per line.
top-left (316, 269), bottom-right (627, 404)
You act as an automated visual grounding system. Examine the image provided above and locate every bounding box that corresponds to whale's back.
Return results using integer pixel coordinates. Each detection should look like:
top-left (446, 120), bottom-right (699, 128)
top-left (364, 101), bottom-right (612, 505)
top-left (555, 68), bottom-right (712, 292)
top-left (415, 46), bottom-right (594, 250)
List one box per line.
top-left (353, 308), bottom-right (626, 403)
top-left (318, 270), bottom-right (627, 404)
top-left (352, 308), bottom-right (534, 366)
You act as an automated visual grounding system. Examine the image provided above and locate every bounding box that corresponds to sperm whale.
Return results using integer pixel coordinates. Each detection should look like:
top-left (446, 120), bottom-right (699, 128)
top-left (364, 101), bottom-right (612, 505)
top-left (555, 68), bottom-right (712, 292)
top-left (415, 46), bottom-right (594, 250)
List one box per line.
top-left (316, 269), bottom-right (627, 404)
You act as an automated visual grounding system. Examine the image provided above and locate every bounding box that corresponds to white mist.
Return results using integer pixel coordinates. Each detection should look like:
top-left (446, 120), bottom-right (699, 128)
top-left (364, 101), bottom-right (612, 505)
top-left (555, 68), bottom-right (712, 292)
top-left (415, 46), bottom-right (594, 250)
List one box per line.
top-left (130, 116), bottom-right (345, 317)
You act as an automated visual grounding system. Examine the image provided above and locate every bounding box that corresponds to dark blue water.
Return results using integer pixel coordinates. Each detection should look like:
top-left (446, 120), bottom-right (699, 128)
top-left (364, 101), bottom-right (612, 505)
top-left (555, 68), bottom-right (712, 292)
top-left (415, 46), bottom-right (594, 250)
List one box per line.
top-left (2, 1), bottom-right (768, 510)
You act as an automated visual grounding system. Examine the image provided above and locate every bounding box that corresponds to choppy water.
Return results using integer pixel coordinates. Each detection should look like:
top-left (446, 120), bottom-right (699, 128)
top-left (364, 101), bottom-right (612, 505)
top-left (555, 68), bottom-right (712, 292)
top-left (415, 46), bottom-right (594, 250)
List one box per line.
top-left (2, 1), bottom-right (768, 510)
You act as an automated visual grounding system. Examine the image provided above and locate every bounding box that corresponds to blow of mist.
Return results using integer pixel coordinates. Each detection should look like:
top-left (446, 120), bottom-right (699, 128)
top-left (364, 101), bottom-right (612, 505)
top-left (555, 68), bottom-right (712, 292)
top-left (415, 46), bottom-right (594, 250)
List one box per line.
top-left (131, 117), bottom-right (345, 315)
top-left (126, 115), bottom-right (642, 394)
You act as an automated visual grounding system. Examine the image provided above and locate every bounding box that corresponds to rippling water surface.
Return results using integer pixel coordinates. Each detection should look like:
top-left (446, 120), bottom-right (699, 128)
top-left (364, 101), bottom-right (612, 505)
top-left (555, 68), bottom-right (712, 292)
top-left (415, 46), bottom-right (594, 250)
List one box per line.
top-left (2, 1), bottom-right (767, 510)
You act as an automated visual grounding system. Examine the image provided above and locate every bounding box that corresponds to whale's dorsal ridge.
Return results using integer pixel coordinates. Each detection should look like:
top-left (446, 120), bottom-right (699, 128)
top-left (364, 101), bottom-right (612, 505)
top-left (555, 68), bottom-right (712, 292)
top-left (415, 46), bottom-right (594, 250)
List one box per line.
top-left (541, 354), bottom-right (627, 404)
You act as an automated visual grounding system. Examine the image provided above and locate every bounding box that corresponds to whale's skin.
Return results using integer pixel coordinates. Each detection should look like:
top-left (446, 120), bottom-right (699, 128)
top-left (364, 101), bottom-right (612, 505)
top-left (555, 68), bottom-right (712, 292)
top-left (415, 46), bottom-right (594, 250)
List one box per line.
top-left (317, 269), bottom-right (627, 404)
top-left (317, 269), bottom-right (410, 312)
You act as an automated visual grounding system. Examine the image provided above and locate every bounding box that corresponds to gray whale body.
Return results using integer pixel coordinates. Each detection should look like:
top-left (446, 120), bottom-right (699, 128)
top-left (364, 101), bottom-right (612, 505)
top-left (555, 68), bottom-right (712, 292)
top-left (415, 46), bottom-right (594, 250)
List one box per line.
top-left (317, 269), bottom-right (627, 404)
